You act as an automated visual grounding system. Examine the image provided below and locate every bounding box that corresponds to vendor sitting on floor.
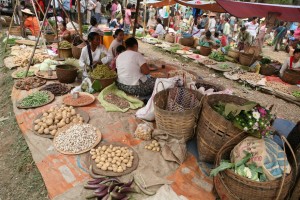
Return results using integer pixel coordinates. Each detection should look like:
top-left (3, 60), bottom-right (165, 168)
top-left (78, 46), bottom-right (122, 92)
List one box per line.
top-left (237, 26), bottom-right (252, 51)
top-left (56, 22), bottom-right (71, 42)
top-left (152, 18), bottom-right (165, 38)
top-left (279, 48), bottom-right (300, 77)
top-left (199, 31), bottom-right (216, 48)
top-left (116, 37), bottom-right (155, 97)
top-left (79, 32), bottom-right (112, 78)
top-left (88, 16), bottom-right (102, 35)
top-left (21, 8), bottom-right (40, 37)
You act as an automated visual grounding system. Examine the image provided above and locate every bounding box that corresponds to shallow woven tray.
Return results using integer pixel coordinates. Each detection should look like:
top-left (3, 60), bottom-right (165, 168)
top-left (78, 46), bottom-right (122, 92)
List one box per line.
top-left (39, 83), bottom-right (72, 96)
top-left (90, 142), bottom-right (139, 177)
top-left (16, 91), bottom-right (55, 109)
top-left (35, 70), bottom-right (58, 80)
top-left (14, 77), bottom-right (46, 90)
top-left (63, 92), bottom-right (95, 107)
top-left (53, 124), bottom-right (102, 155)
top-left (11, 69), bottom-right (35, 79)
top-left (15, 40), bottom-right (36, 46)
top-left (32, 109), bottom-right (90, 139)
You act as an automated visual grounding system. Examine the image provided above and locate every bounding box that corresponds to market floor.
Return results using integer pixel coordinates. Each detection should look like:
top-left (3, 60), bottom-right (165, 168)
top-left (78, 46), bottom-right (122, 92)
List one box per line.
top-left (139, 41), bottom-right (300, 123)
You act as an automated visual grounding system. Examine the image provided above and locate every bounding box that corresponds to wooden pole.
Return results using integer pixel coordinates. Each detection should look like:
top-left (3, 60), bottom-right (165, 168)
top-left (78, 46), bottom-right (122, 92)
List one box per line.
top-left (132, 0), bottom-right (141, 37)
top-left (33, 0), bottom-right (56, 33)
top-left (25, 0), bottom-right (52, 77)
top-left (143, 1), bottom-right (146, 35)
top-left (76, 0), bottom-right (83, 36)
top-left (4, 0), bottom-right (18, 52)
top-left (52, 0), bottom-right (59, 39)
top-left (57, 0), bottom-right (85, 41)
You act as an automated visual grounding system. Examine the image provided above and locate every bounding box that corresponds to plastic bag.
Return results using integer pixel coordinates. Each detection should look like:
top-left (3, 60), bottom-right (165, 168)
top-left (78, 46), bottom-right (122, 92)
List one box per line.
top-left (71, 77), bottom-right (94, 94)
top-left (134, 123), bottom-right (154, 140)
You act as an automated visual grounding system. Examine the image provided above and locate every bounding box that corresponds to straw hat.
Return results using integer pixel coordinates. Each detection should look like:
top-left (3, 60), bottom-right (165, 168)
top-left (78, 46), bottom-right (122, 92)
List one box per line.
top-left (203, 13), bottom-right (207, 16)
top-left (21, 8), bottom-right (34, 15)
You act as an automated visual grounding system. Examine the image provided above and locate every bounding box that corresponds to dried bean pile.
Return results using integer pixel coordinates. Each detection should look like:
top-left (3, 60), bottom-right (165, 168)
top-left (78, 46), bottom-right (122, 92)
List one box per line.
top-left (266, 81), bottom-right (291, 94)
top-left (63, 94), bottom-right (94, 106)
top-left (15, 77), bottom-right (46, 90)
top-left (238, 72), bottom-right (263, 83)
top-left (104, 93), bottom-right (130, 109)
top-left (55, 124), bottom-right (98, 153)
top-left (41, 83), bottom-right (70, 96)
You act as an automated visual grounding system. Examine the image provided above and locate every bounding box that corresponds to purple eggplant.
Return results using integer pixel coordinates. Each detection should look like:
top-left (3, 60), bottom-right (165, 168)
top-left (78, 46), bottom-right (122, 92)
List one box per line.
top-left (100, 178), bottom-right (120, 184)
top-left (122, 178), bottom-right (134, 187)
top-left (110, 191), bottom-right (127, 199)
top-left (84, 184), bottom-right (106, 190)
top-left (88, 178), bottom-right (106, 185)
top-left (89, 165), bottom-right (106, 179)
top-left (95, 185), bottom-right (109, 193)
top-left (101, 194), bottom-right (111, 200)
top-left (118, 187), bottom-right (138, 194)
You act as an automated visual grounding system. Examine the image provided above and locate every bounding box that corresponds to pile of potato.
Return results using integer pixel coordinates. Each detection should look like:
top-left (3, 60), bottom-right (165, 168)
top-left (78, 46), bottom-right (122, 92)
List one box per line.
top-left (33, 105), bottom-right (84, 136)
top-left (144, 140), bottom-right (160, 152)
top-left (90, 144), bottom-right (134, 173)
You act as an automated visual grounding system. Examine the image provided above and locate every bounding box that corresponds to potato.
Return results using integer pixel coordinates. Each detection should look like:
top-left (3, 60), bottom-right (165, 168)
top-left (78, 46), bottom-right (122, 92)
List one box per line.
top-left (55, 119), bottom-right (60, 124)
top-left (92, 155), bottom-right (97, 160)
top-left (46, 118), bottom-right (53, 126)
top-left (95, 158), bottom-right (100, 163)
top-left (65, 118), bottom-right (70, 124)
top-left (112, 167), bottom-right (117, 172)
top-left (48, 113), bottom-right (54, 119)
top-left (34, 119), bottom-right (41, 124)
top-left (152, 140), bottom-right (157, 144)
top-left (116, 161), bottom-right (121, 166)
top-left (109, 145), bottom-right (113, 149)
top-left (111, 152), bottom-right (115, 157)
top-left (156, 147), bottom-right (160, 152)
top-left (120, 157), bottom-right (124, 161)
top-left (117, 168), bottom-right (123, 173)
top-left (147, 146), bottom-right (152, 150)
top-left (154, 143), bottom-right (159, 147)
top-left (108, 166), bottom-right (113, 171)
top-left (123, 159), bottom-right (128, 164)
top-left (90, 151), bottom-right (96, 155)
top-left (50, 130), bottom-right (57, 136)
top-left (66, 113), bottom-right (71, 118)
top-left (100, 157), bottom-right (106, 162)
top-left (107, 157), bottom-right (112, 162)
top-left (96, 163), bottom-right (102, 168)
top-left (44, 128), bottom-right (50, 134)
top-left (111, 159), bottom-right (116, 164)
top-left (107, 153), bottom-right (112, 158)
top-left (43, 112), bottom-right (48, 117)
top-left (71, 109), bottom-right (76, 115)
top-left (38, 128), bottom-right (44, 134)
top-left (126, 163), bottom-right (132, 168)
top-left (34, 125), bottom-right (40, 131)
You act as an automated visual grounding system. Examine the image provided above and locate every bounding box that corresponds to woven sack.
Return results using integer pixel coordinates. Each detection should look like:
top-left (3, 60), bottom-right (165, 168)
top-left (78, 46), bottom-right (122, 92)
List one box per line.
top-left (214, 134), bottom-right (297, 200)
top-left (196, 94), bottom-right (248, 163)
top-left (154, 88), bottom-right (204, 142)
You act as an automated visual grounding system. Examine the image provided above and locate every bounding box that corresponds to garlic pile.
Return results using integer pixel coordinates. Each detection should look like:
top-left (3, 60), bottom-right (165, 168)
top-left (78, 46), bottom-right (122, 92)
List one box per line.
top-left (144, 140), bottom-right (160, 152)
top-left (90, 144), bottom-right (134, 173)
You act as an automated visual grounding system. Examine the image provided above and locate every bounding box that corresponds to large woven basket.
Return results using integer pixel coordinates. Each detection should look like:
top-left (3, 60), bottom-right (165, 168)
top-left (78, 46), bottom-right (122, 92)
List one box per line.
top-left (154, 88), bottom-right (204, 142)
top-left (214, 139), bottom-right (295, 200)
top-left (179, 37), bottom-right (194, 47)
top-left (10, 26), bottom-right (22, 36)
top-left (228, 49), bottom-right (240, 59)
top-left (199, 46), bottom-right (212, 56)
top-left (239, 53), bottom-right (255, 66)
top-left (281, 69), bottom-right (300, 85)
top-left (56, 64), bottom-right (78, 83)
top-left (196, 94), bottom-right (248, 163)
top-left (72, 42), bottom-right (86, 59)
top-left (259, 64), bottom-right (280, 76)
top-left (165, 34), bottom-right (175, 43)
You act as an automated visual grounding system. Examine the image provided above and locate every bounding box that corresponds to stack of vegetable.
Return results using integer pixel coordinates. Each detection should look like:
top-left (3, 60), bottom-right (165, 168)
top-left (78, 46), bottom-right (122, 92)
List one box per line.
top-left (33, 105), bottom-right (84, 136)
top-left (40, 83), bottom-right (70, 96)
top-left (19, 91), bottom-right (51, 108)
top-left (37, 58), bottom-right (59, 71)
top-left (15, 77), bottom-right (46, 90)
top-left (199, 41), bottom-right (210, 47)
top-left (63, 58), bottom-right (80, 68)
top-left (292, 91), bottom-right (300, 98)
top-left (59, 40), bottom-right (72, 49)
top-left (90, 65), bottom-right (117, 79)
top-left (209, 51), bottom-right (225, 62)
top-left (144, 140), bottom-right (161, 152)
top-left (14, 70), bottom-right (35, 78)
top-left (210, 151), bottom-right (267, 182)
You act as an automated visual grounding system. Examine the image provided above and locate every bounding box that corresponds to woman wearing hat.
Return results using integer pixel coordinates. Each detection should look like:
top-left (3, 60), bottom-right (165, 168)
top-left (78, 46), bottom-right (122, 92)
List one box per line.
top-left (21, 8), bottom-right (40, 37)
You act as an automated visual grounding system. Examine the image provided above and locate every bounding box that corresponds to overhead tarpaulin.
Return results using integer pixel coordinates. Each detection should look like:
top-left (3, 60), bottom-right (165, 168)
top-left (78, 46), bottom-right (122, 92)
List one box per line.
top-left (173, 0), bottom-right (225, 13)
top-left (146, 0), bottom-right (176, 7)
top-left (217, 0), bottom-right (300, 22)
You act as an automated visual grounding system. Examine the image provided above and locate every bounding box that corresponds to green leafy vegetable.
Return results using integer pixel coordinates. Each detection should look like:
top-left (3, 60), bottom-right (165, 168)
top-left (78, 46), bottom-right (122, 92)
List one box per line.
top-left (260, 57), bottom-right (271, 65)
top-left (292, 91), bottom-right (300, 98)
top-left (92, 80), bottom-right (102, 92)
top-left (210, 160), bottom-right (234, 177)
top-left (16, 70), bottom-right (35, 78)
top-left (208, 51), bottom-right (225, 62)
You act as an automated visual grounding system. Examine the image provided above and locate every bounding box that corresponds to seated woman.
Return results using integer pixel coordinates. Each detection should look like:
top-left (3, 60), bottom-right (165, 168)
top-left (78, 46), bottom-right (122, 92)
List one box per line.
top-left (116, 37), bottom-right (155, 97)
top-left (152, 18), bottom-right (165, 38)
top-left (56, 22), bottom-right (71, 42)
top-left (21, 8), bottom-right (40, 37)
top-left (79, 32), bottom-right (113, 78)
top-left (109, 16), bottom-right (120, 29)
top-left (199, 31), bottom-right (216, 48)
top-left (279, 48), bottom-right (300, 78)
top-left (88, 16), bottom-right (102, 34)
top-left (108, 29), bottom-right (124, 58)
top-left (110, 45), bottom-right (126, 70)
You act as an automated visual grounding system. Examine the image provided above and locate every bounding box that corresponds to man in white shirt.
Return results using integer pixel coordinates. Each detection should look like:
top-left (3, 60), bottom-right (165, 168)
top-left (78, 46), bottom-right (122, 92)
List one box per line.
top-left (208, 13), bottom-right (216, 35)
top-left (245, 17), bottom-right (259, 40)
top-left (87, 0), bottom-right (96, 24)
top-left (116, 37), bottom-right (155, 97)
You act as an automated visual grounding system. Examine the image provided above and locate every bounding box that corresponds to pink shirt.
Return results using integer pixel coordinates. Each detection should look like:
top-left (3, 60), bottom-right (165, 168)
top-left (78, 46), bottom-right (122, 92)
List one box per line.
top-left (294, 28), bottom-right (300, 39)
top-left (111, 3), bottom-right (117, 15)
top-left (125, 9), bottom-right (131, 25)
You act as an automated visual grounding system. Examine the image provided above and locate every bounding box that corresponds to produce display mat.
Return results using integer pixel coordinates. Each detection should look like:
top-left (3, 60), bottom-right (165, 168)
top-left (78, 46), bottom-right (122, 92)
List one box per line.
top-left (4, 56), bottom-right (18, 69)
top-left (90, 142), bottom-right (139, 177)
top-left (223, 72), bottom-right (239, 80)
top-left (11, 69), bottom-right (36, 79)
top-left (15, 39), bottom-right (36, 46)
top-left (35, 70), bottom-right (58, 80)
top-left (32, 109), bottom-right (90, 139)
top-left (39, 83), bottom-right (72, 96)
top-left (210, 64), bottom-right (233, 72)
top-left (16, 91), bottom-right (55, 109)
top-left (53, 124), bottom-right (102, 155)
top-left (14, 77), bottom-right (47, 90)
top-left (63, 92), bottom-right (96, 107)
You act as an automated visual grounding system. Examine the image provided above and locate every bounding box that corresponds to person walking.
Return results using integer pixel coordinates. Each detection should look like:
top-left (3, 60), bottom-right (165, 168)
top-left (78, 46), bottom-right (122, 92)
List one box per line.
top-left (87, 0), bottom-right (96, 24)
top-left (124, 3), bottom-right (132, 34)
top-left (273, 21), bottom-right (287, 51)
top-left (94, 0), bottom-right (101, 24)
top-left (208, 13), bottom-right (216, 35)
top-left (223, 18), bottom-right (231, 46)
top-left (245, 17), bottom-right (259, 41)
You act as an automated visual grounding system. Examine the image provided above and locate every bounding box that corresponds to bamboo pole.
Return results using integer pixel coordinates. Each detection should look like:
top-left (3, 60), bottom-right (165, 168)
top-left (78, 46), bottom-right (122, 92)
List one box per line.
top-left (33, 0), bottom-right (56, 33)
top-left (25, 0), bottom-right (52, 77)
top-left (76, 0), bottom-right (83, 36)
top-left (4, 0), bottom-right (19, 52)
top-left (132, 0), bottom-right (141, 37)
top-left (143, 1), bottom-right (146, 35)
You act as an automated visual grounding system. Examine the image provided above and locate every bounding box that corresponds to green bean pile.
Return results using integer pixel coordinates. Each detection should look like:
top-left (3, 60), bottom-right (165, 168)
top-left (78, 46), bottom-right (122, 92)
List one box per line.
top-left (90, 65), bottom-right (117, 79)
top-left (20, 91), bottom-right (50, 107)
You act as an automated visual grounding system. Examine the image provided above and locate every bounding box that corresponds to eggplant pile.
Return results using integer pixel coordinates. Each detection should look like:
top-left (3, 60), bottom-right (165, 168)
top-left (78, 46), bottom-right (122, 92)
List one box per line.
top-left (85, 177), bottom-right (136, 200)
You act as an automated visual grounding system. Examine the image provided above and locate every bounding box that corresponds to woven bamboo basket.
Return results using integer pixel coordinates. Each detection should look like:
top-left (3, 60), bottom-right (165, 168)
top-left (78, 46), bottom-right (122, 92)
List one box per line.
top-left (199, 46), bottom-right (212, 56)
top-left (72, 42), bottom-right (86, 59)
top-left (154, 88), bottom-right (204, 142)
top-left (239, 53), bottom-right (255, 66)
top-left (59, 48), bottom-right (73, 59)
top-left (196, 94), bottom-right (248, 163)
top-left (10, 26), bottom-right (22, 36)
top-left (165, 34), bottom-right (175, 43)
top-left (179, 37), bottom-right (194, 47)
top-left (44, 34), bottom-right (55, 43)
top-left (56, 64), bottom-right (78, 83)
top-left (214, 136), bottom-right (296, 200)
top-left (228, 49), bottom-right (240, 59)
top-left (281, 69), bottom-right (300, 85)
top-left (259, 64), bottom-right (279, 76)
